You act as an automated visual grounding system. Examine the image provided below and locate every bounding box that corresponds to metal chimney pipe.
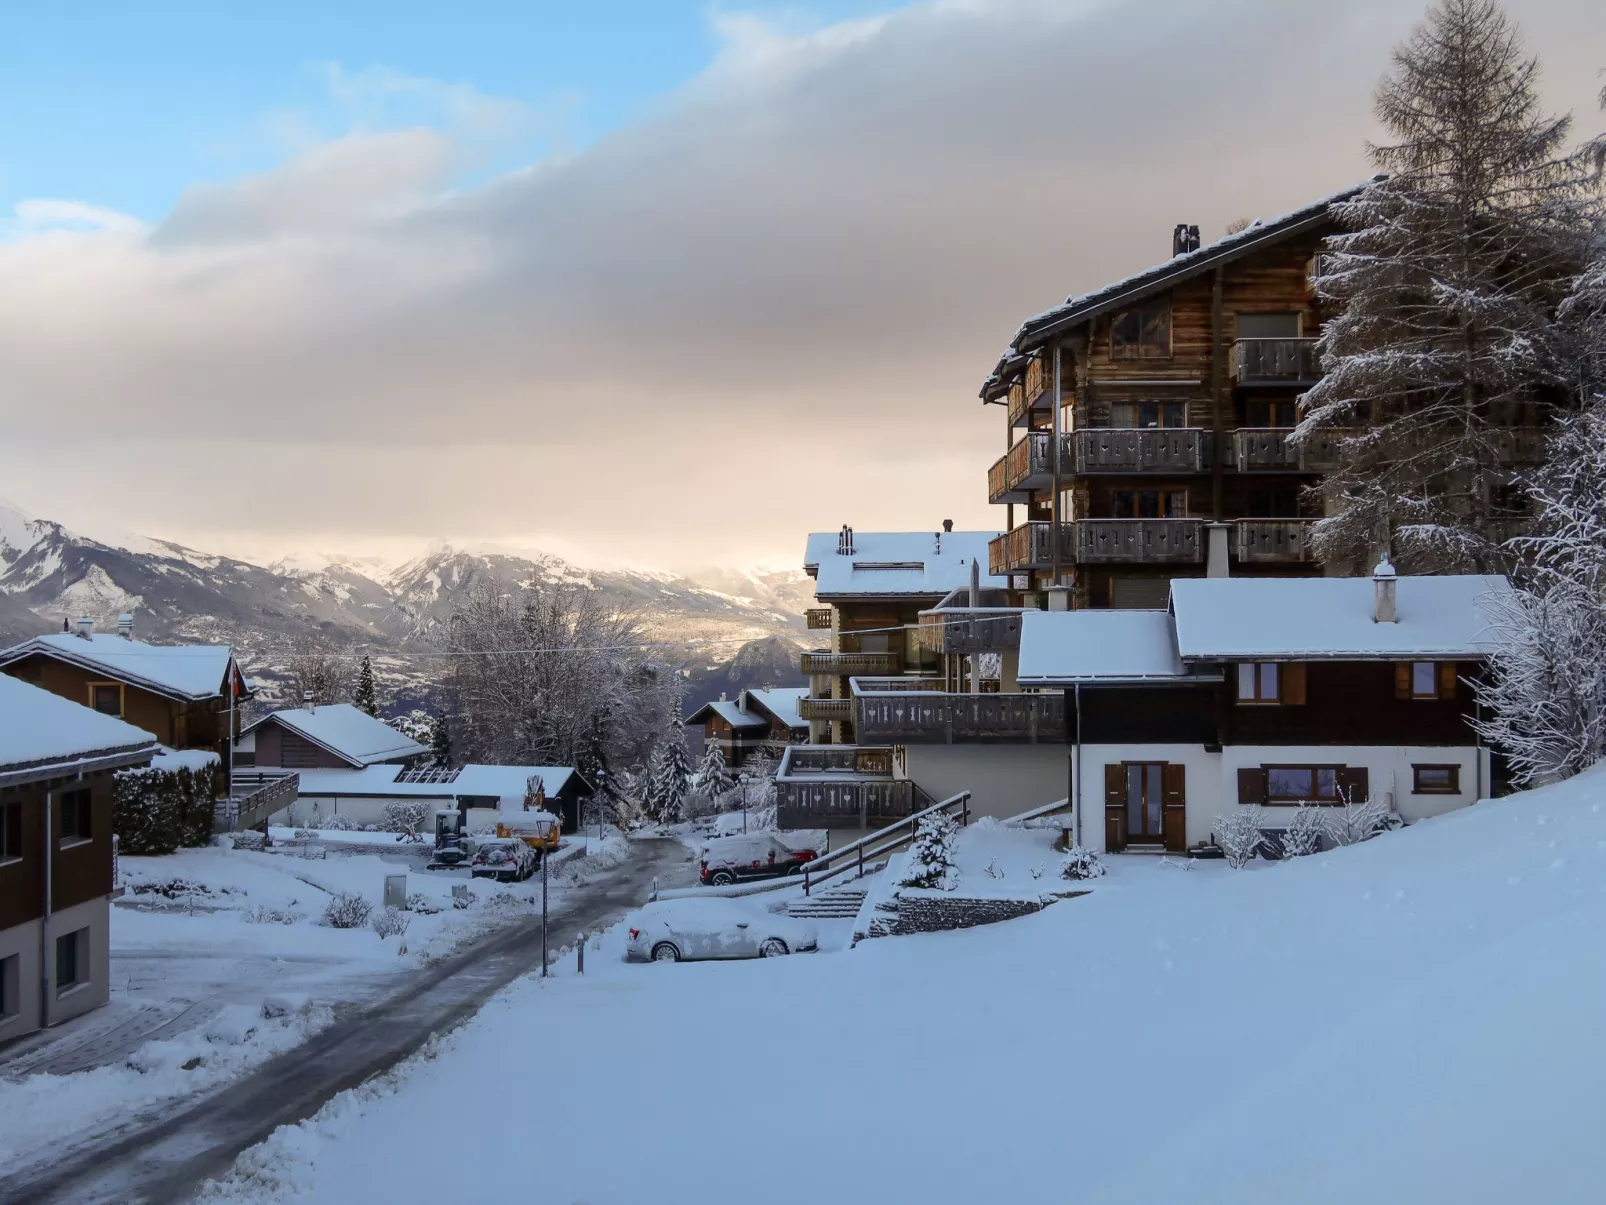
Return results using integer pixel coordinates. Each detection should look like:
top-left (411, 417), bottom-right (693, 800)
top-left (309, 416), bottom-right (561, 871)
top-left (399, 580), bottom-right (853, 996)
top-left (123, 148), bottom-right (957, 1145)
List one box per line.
top-left (1373, 557), bottom-right (1398, 623)
top-left (117, 612), bottom-right (134, 640)
top-left (75, 616), bottom-right (94, 640)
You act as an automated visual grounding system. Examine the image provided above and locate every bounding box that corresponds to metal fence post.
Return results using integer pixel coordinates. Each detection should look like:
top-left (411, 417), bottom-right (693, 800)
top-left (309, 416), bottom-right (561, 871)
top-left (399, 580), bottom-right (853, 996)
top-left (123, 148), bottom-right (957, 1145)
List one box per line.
top-left (577, 933), bottom-right (585, 975)
top-left (540, 848), bottom-right (549, 977)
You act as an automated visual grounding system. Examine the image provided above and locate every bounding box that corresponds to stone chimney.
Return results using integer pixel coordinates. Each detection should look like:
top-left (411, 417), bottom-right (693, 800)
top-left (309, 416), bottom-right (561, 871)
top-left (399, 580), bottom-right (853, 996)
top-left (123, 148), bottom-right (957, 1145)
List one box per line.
top-left (942, 519), bottom-right (954, 533)
top-left (75, 616), bottom-right (94, 640)
top-left (1205, 523), bottom-right (1232, 579)
top-left (117, 612), bottom-right (134, 640)
top-left (1172, 223), bottom-right (1201, 256)
top-left (303, 691), bottom-right (317, 712)
top-left (1373, 556), bottom-right (1398, 623)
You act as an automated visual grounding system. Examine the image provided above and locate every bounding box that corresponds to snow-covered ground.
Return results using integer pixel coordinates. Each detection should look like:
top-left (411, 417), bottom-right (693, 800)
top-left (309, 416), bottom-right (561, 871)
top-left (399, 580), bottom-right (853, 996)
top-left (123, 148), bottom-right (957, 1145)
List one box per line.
top-left (201, 771), bottom-right (1606, 1204)
top-left (0, 829), bottom-right (630, 1172)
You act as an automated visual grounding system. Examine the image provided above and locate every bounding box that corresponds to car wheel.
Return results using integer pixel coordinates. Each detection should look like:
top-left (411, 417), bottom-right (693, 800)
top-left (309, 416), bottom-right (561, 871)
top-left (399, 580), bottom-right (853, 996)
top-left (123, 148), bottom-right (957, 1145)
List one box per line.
top-left (651, 942), bottom-right (681, 962)
top-left (760, 938), bottom-right (789, 957)
top-left (786, 864), bottom-right (802, 875)
top-left (710, 870), bottom-right (735, 886)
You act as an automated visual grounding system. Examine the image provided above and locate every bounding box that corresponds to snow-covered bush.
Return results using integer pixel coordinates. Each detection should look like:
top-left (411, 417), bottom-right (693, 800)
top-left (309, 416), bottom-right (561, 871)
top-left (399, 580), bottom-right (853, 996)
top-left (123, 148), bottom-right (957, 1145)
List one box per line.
top-left (371, 906), bottom-right (411, 939)
top-left (114, 759), bottom-right (221, 854)
top-left (899, 811), bottom-right (959, 890)
top-left (1325, 795), bottom-right (1393, 846)
top-left (230, 830), bottom-right (266, 852)
top-left (321, 893), bottom-right (373, 929)
top-left (1279, 805), bottom-right (1326, 858)
top-left (381, 802), bottom-right (429, 836)
top-left (1059, 845), bottom-right (1107, 881)
top-left (1214, 808), bottom-right (1265, 869)
top-left (243, 904), bottom-right (301, 925)
top-left (321, 814), bottom-right (357, 832)
top-left (131, 877), bottom-right (210, 900)
top-left (405, 892), bottom-right (441, 915)
top-left (362, 823), bottom-right (382, 833)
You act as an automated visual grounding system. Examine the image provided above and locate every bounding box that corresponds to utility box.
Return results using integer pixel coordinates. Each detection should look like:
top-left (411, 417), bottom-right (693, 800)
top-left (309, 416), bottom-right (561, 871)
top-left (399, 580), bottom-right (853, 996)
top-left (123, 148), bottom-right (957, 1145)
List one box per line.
top-left (384, 873), bottom-right (408, 910)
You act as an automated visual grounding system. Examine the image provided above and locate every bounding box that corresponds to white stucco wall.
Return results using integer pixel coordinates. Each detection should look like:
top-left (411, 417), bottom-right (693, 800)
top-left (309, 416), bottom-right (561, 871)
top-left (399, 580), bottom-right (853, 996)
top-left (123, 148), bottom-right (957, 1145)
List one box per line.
top-left (0, 916), bottom-right (44, 1039)
top-left (900, 744), bottom-right (1070, 822)
top-left (44, 894), bottom-right (110, 1028)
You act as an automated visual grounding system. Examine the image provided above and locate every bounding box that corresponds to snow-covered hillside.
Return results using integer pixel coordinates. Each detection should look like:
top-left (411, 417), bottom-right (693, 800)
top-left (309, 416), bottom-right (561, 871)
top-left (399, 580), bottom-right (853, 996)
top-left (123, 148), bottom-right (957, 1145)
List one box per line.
top-left (207, 773), bottom-right (1606, 1204)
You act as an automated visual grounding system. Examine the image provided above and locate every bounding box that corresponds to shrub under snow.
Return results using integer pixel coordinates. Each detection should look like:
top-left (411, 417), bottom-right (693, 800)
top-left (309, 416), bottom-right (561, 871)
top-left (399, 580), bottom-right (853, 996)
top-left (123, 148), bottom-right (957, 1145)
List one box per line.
top-left (1325, 795), bottom-right (1393, 846)
top-left (320, 814), bottom-right (358, 832)
top-left (381, 802), bottom-right (430, 836)
top-left (321, 893), bottom-right (374, 929)
top-left (1214, 808), bottom-right (1265, 869)
top-left (1059, 845), bottom-right (1107, 881)
top-left (371, 906), bottom-right (411, 939)
top-left (230, 830), bottom-right (267, 852)
top-left (1279, 805), bottom-right (1326, 858)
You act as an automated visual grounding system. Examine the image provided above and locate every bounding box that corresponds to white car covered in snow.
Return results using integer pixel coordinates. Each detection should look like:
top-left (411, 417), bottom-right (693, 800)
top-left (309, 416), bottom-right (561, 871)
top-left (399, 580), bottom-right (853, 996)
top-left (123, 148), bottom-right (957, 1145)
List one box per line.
top-left (625, 899), bottom-right (818, 963)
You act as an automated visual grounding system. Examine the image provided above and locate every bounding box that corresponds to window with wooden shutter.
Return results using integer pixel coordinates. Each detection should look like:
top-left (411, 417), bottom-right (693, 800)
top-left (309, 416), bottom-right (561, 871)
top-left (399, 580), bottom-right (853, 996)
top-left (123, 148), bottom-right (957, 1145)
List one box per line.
top-left (1395, 662), bottom-right (1412, 699)
top-left (1237, 767), bottom-right (1268, 804)
top-left (1280, 662), bottom-right (1307, 705)
top-left (1336, 766), bottom-right (1370, 803)
top-left (1161, 763), bottom-right (1186, 806)
top-left (1438, 662), bottom-right (1458, 699)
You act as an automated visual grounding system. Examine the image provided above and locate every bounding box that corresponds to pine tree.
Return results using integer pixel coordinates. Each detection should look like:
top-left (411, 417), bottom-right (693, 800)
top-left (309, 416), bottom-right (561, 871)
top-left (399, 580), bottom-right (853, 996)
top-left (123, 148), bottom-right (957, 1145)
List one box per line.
top-left (1297, 0), bottom-right (1596, 572)
top-left (645, 702), bottom-right (693, 823)
top-left (428, 711), bottom-right (452, 768)
top-left (696, 740), bottom-right (736, 806)
top-left (353, 655), bottom-right (379, 717)
top-left (899, 810), bottom-right (958, 890)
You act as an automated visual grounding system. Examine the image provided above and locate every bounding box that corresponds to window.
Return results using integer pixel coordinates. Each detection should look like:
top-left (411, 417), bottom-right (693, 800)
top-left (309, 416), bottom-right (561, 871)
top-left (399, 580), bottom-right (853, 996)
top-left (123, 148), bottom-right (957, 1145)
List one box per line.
top-left (1110, 302), bottom-right (1172, 360)
top-left (1236, 312), bottom-right (1302, 339)
top-left (1110, 401), bottom-right (1187, 429)
top-left (1266, 765), bottom-right (1342, 802)
top-left (0, 801), bottom-right (20, 864)
top-left (59, 789), bottom-right (91, 845)
top-left (1236, 662), bottom-right (1307, 706)
top-left (89, 683), bottom-right (122, 717)
top-left (1109, 489), bottom-right (1187, 519)
top-left (55, 928), bottom-right (87, 994)
top-left (0, 953), bottom-right (17, 1021)
top-left (1413, 764), bottom-right (1461, 794)
top-left (1245, 485), bottom-right (1301, 519)
top-left (1397, 661), bottom-right (1457, 700)
top-left (1245, 398), bottom-right (1297, 428)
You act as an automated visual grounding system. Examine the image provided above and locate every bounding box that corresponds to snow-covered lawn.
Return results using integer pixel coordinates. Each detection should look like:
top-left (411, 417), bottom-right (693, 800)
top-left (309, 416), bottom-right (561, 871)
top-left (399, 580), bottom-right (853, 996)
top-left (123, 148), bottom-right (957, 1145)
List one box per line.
top-left (0, 830), bottom-right (630, 1171)
top-left (203, 771), bottom-right (1606, 1205)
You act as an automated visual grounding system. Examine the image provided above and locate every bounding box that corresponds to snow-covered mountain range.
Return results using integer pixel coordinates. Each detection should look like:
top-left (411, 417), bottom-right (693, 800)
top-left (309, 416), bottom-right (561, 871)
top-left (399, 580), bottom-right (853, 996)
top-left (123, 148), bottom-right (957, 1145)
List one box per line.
top-left (0, 500), bottom-right (811, 686)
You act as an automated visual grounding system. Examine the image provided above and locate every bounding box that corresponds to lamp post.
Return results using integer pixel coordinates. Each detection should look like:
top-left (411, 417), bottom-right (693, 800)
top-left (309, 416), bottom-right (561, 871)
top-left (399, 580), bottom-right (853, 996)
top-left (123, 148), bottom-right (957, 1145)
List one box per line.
top-left (540, 846), bottom-right (549, 977)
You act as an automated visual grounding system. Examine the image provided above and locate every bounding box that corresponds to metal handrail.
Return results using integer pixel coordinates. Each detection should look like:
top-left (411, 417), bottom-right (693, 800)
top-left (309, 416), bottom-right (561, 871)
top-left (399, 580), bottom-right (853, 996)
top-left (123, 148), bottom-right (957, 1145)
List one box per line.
top-left (801, 791), bottom-right (970, 896)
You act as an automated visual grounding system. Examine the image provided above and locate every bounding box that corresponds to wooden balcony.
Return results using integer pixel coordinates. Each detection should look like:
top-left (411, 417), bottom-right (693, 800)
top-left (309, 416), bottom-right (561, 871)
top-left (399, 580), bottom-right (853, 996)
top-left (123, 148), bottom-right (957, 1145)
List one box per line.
top-left (988, 522), bottom-right (1071, 574)
top-left (800, 650), bottom-right (903, 676)
top-left (797, 697), bottom-right (852, 722)
top-left (1235, 519), bottom-right (1316, 563)
top-left (1074, 519), bottom-right (1203, 564)
top-left (987, 431), bottom-right (1054, 503)
top-left (1006, 380), bottom-right (1028, 428)
top-left (775, 745), bottom-right (916, 829)
top-left (1232, 338), bottom-right (1321, 385)
top-left (805, 607), bottom-right (833, 630)
top-left (918, 608), bottom-right (1026, 653)
top-left (1072, 428), bottom-right (1211, 474)
top-left (1233, 428), bottom-right (1299, 470)
top-left (854, 687), bottom-right (1066, 744)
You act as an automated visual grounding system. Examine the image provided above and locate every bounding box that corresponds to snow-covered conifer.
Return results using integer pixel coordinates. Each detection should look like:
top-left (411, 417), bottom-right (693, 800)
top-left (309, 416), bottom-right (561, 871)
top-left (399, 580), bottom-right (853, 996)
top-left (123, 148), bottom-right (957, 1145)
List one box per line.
top-left (696, 741), bottom-right (736, 805)
top-left (428, 711), bottom-right (452, 768)
top-left (1297, 0), bottom-right (1596, 572)
top-left (899, 811), bottom-right (958, 890)
top-left (645, 702), bottom-right (693, 823)
top-left (353, 655), bottom-right (379, 717)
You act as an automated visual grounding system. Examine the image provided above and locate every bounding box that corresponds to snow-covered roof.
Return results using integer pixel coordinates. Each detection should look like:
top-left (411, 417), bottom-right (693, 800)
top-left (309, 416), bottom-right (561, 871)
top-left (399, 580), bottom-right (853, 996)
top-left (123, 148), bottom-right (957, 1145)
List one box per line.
top-left (150, 746), bottom-right (223, 773)
top-left (744, 687), bottom-right (807, 730)
top-left (241, 704), bottom-right (427, 768)
top-left (981, 179), bottom-right (1379, 397)
top-left (292, 763), bottom-right (584, 803)
top-left (0, 633), bottom-right (238, 702)
top-left (1016, 610), bottom-right (1192, 685)
top-left (686, 699), bottom-right (769, 731)
top-left (804, 530), bottom-right (1005, 599)
top-left (0, 672), bottom-right (159, 773)
top-left (1169, 575), bottom-right (1512, 661)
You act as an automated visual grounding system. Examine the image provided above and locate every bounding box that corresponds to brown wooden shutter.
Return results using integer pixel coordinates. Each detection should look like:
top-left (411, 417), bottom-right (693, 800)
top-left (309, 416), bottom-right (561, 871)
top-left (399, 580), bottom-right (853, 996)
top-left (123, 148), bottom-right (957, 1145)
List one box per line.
top-left (1161, 763), bottom-right (1187, 853)
top-left (1438, 661), bottom-right (1458, 699)
top-left (1337, 766), bottom-right (1370, 803)
top-left (1280, 661), bottom-right (1307, 705)
top-left (1395, 662), bottom-right (1412, 699)
top-left (1161, 763), bottom-right (1186, 805)
top-left (1104, 764), bottom-right (1125, 807)
top-left (1237, 767), bottom-right (1268, 804)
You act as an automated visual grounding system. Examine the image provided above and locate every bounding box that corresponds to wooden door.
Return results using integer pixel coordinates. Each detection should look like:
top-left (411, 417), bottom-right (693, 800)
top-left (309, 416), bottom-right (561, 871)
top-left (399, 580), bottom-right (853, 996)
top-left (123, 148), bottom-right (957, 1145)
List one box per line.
top-left (1161, 763), bottom-right (1187, 852)
top-left (1124, 763), bottom-right (1165, 842)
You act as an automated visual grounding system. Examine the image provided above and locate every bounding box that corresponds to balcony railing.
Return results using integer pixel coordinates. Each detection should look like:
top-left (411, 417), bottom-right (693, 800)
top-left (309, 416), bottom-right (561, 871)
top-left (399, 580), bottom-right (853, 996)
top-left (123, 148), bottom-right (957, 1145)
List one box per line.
top-left (1235, 519), bottom-right (1316, 563)
top-left (918, 608), bottom-right (1026, 653)
top-left (988, 431), bottom-right (1054, 502)
top-left (852, 683), bottom-right (1066, 744)
top-left (1074, 519), bottom-right (1203, 564)
top-left (800, 650), bottom-right (904, 676)
top-left (1072, 428), bottom-right (1211, 474)
top-left (1233, 338), bottom-right (1320, 385)
top-left (805, 607), bottom-right (833, 630)
top-left (1233, 428), bottom-right (1299, 470)
top-left (775, 744), bottom-right (917, 828)
top-left (797, 697), bottom-right (852, 722)
top-left (988, 522), bottom-right (1070, 574)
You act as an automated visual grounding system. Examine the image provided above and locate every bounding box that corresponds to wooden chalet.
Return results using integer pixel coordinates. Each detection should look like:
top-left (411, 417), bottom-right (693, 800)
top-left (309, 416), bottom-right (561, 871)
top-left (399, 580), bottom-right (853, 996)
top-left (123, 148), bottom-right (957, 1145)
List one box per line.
top-left (688, 688), bottom-right (808, 768)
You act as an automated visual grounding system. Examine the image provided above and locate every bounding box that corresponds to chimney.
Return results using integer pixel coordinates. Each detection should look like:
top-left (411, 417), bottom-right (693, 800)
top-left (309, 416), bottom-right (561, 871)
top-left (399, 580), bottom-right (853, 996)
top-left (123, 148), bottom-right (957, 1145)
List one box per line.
top-left (117, 612), bottom-right (134, 640)
top-left (1373, 556), bottom-right (1398, 623)
top-left (1172, 223), bottom-right (1201, 256)
top-left (1046, 586), bottom-right (1071, 612)
top-left (75, 616), bottom-right (94, 640)
top-left (837, 525), bottom-right (855, 556)
top-left (303, 691), bottom-right (317, 712)
top-left (969, 557), bottom-right (980, 608)
top-left (942, 519), bottom-right (954, 534)
top-left (1205, 523), bottom-right (1232, 579)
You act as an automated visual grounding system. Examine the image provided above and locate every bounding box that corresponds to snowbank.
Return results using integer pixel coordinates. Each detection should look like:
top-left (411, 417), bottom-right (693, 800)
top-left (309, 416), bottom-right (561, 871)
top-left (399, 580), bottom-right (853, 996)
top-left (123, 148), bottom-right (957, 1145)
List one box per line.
top-left (202, 770), bottom-right (1606, 1205)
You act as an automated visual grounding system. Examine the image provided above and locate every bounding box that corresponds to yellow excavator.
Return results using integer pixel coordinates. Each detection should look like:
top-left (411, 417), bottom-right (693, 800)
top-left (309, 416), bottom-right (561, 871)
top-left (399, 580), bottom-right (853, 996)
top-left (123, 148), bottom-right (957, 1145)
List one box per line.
top-left (496, 808), bottom-right (561, 857)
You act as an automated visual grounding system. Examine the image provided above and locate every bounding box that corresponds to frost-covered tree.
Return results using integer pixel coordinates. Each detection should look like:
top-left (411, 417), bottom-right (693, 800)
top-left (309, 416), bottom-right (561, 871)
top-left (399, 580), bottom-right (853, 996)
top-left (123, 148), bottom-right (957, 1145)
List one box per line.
top-left (1473, 401), bottom-right (1606, 783)
top-left (1297, 0), bottom-right (1597, 573)
top-left (645, 703), bottom-right (693, 824)
top-left (428, 711), bottom-right (452, 768)
top-left (353, 656), bottom-right (379, 717)
top-left (286, 634), bottom-right (352, 706)
top-left (1213, 808), bottom-right (1265, 869)
top-left (1279, 804), bottom-right (1326, 858)
top-left (696, 741), bottom-right (736, 805)
top-left (899, 811), bottom-right (958, 890)
top-left (737, 753), bottom-right (779, 831)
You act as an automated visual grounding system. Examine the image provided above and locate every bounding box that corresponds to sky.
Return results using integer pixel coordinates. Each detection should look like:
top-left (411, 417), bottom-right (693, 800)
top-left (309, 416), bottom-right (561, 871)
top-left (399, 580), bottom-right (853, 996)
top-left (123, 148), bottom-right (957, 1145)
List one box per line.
top-left (0, 0), bottom-right (1602, 573)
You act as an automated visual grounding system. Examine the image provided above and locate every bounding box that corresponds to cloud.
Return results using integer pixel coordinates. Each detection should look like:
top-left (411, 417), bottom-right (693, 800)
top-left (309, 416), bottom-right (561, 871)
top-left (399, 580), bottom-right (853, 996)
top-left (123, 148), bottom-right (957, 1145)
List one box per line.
top-left (0, 0), bottom-right (1601, 569)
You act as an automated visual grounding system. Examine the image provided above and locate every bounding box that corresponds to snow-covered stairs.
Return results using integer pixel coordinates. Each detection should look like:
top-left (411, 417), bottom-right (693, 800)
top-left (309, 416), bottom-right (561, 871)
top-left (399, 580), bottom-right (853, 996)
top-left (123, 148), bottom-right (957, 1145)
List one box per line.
top-left (788, 886), bottom-right (869, 919)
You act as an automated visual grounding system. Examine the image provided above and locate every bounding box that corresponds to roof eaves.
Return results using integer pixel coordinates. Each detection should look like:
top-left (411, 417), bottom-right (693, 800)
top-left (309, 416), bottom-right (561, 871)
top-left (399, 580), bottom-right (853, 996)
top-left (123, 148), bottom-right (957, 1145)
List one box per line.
top-left (0, 641), bottom-right (211, 704)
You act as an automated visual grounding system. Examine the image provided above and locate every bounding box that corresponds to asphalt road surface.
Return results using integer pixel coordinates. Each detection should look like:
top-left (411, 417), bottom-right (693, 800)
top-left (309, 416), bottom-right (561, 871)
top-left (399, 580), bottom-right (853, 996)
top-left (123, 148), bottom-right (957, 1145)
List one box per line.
top-left (0, 836), bottom-right (694, 1205)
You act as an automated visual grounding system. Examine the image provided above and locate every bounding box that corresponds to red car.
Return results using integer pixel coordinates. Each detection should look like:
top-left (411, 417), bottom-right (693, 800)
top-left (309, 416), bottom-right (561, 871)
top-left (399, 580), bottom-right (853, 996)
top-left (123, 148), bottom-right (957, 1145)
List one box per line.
top-left (698, 834), bottom-right (817, 886)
